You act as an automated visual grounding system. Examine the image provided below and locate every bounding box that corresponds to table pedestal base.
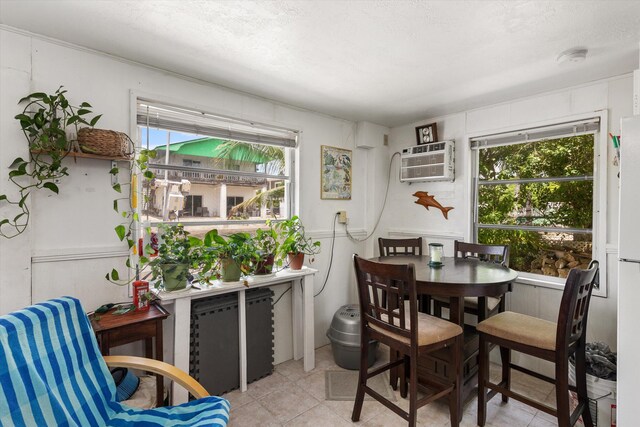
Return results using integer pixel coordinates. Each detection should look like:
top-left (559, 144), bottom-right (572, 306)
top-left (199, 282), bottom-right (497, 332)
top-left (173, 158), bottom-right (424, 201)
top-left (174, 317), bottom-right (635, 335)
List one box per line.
top-left (417, 325), bottom-right (480, 404)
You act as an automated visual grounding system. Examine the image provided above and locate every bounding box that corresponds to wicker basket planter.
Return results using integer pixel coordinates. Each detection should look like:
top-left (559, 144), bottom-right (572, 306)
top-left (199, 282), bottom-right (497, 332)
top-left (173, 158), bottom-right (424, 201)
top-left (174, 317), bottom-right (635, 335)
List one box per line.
top-left (77, 128), bottom-right (133, 158)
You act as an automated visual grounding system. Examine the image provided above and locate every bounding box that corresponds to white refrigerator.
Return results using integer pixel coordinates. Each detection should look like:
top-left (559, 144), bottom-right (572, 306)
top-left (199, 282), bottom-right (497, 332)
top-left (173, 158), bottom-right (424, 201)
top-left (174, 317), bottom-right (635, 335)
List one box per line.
top-left (618, 116), bottom-right (640, 426)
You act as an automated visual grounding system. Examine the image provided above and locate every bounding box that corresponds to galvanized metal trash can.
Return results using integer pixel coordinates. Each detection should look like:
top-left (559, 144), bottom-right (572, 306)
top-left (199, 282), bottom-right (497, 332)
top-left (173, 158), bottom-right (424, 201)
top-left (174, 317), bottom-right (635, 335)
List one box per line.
top-left (326, 304), bottom-right (378, 370)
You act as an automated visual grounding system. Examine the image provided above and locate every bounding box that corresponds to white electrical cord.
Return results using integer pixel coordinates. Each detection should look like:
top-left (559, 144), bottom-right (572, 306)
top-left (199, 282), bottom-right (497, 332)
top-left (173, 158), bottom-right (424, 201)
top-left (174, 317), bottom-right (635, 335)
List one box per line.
top-left (345, 151), bottom-right (401, 242)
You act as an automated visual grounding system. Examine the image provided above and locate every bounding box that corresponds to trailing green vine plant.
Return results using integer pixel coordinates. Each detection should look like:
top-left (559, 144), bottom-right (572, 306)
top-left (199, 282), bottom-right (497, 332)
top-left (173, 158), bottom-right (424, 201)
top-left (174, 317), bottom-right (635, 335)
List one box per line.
top-left (0, 86), bottom-right (101, 238)
top-left (106, 146), bottom-right (157, 284)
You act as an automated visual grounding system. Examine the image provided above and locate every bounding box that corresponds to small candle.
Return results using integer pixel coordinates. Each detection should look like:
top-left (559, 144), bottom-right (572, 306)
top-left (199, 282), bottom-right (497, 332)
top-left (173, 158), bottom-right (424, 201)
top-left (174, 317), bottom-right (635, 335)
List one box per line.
top-left (429, 243), bottom-right (444, 264)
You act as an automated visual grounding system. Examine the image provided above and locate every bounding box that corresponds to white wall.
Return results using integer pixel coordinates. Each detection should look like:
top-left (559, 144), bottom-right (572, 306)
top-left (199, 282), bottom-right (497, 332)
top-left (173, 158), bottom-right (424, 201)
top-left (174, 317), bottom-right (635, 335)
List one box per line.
top-left (382, 75), bottom-right (633, 372)
top-left (0, 27), bottom-right (381, 363)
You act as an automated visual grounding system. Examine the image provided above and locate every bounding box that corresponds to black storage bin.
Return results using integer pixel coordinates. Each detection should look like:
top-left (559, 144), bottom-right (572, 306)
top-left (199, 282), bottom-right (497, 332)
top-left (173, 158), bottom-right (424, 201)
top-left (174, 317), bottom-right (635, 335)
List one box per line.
top-left (189, 288), bottom-right (274, 397)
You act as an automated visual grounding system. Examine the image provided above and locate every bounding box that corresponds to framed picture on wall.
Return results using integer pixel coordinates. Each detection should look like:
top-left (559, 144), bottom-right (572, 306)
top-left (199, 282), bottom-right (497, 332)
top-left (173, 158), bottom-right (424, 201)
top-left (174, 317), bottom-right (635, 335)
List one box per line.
top-left (415, 123), bottom-right (438, 145)
top-left (321, 145), bottom-right (352, 200)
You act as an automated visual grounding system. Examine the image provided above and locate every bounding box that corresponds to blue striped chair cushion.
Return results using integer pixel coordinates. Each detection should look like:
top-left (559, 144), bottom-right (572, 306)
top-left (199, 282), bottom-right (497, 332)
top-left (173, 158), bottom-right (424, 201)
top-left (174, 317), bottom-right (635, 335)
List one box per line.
top-left (0, 297), bottom-right (230, 426)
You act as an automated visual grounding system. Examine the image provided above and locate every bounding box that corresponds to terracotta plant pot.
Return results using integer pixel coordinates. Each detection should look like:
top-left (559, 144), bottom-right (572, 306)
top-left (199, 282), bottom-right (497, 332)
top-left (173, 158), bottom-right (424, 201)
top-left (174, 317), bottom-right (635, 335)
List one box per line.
top-left (255, 254), bottom-right (275, 275)
top-left (288, 252), bottom-right (305, 270)
top-left (220, 257), bottom-right (242, 282)
top-left (160, 263), bottom-right (189, 292)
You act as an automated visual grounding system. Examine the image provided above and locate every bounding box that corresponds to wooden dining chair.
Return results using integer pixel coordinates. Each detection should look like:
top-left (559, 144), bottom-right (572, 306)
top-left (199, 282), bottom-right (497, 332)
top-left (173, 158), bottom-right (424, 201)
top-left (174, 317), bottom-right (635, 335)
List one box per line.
top-left (476, 261), bottom-right (599, 427)
top-left (432, 241), bottom-right (510, 322)
top-left (378, 237), bottom-right (423, 257)
top-left (352, 255), bottom-right (463, 427)
top-left (378, 237), bottom-right (430, 313)
top-left (378, 237), bottom-right (431, 391)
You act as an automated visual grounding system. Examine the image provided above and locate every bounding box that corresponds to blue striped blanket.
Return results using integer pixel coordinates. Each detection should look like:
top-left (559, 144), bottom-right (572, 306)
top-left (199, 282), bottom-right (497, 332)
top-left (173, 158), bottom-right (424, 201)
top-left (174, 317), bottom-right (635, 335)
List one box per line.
top-left (0, 297), bottom-right (230, 426)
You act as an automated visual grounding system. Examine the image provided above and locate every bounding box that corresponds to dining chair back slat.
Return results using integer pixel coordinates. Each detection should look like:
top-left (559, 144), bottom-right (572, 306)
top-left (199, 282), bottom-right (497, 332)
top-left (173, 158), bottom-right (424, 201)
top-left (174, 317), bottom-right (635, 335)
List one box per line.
top-left (379, 237), bottom-right (423, 257)
top-left (355, 257), bottom-right (416, 343)
top-left (557, 260), bottom-right (599, 351)
top-left (454, 241), bottom-right (509, 266)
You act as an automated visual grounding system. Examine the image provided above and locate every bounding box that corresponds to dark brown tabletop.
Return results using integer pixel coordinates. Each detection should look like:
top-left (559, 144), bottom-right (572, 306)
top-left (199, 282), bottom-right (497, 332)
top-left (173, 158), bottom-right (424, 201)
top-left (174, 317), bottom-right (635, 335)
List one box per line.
top-left (372, 255), bottom-right (518, 298)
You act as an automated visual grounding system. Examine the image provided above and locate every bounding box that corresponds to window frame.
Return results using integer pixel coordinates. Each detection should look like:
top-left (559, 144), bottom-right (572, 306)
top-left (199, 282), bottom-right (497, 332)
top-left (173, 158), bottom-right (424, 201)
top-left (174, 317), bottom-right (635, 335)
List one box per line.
top-left (128, 91), bottom-right (299, 230)
top-left (466, 110), bottom-right (608, 297)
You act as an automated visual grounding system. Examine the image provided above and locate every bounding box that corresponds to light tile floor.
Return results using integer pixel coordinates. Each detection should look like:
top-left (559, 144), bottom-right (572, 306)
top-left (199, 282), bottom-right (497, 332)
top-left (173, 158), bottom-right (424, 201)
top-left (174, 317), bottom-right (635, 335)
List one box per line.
top-left (223, 345), bottom-right (559, 426)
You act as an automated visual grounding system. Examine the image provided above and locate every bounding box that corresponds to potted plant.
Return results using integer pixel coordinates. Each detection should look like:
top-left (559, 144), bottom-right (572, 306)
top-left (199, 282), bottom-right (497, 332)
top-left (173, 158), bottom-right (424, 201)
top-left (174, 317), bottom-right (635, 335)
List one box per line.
top-left (201, 230), bottom-right (254, 282)
top-left (274, 216), bottom-right (321, 270)
top-left (252, 222), bottom-right (278, 275)
top-left (1, 86), bottom-right (101, 238)
top-left (148, 224), bottom-right (201, 292)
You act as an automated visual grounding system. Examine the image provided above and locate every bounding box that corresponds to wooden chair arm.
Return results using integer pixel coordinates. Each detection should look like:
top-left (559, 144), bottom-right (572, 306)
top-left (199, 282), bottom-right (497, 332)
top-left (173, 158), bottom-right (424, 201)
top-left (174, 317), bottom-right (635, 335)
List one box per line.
top-left (103, 355), bottom-right (209, 399)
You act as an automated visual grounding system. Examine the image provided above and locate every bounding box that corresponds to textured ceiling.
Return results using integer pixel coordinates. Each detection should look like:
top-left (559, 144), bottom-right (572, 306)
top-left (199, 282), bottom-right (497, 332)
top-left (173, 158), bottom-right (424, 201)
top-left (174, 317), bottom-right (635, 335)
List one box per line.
top-left (1, 1), bottom-right (639, 126)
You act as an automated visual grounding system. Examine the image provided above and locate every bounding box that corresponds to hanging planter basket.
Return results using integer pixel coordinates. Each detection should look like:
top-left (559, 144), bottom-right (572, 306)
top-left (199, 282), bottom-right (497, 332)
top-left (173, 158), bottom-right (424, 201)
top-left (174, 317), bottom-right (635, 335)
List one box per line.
top-left (77, 128), bottom-right (133, 158)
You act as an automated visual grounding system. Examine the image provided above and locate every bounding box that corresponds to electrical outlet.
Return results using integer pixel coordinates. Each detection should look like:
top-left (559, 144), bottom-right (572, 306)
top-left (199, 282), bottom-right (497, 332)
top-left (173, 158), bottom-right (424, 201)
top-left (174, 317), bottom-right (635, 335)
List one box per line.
top-left (338, 211), bottom-right (348, 224)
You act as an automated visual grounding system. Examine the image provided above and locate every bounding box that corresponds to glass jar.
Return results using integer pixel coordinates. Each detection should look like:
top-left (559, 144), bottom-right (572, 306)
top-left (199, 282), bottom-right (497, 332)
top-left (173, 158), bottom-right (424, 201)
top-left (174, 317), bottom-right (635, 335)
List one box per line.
top-left (428, 243), bottom-right (444, 266)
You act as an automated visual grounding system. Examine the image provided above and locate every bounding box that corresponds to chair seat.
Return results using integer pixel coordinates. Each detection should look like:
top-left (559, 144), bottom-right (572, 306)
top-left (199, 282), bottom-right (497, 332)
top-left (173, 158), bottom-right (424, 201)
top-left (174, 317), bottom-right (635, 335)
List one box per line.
top-left (476, 311), bottom-right (557, 351)
top-left (371, 311), bottom-right (463, 347)
top-left (432, 295), bottom-right (501, 311)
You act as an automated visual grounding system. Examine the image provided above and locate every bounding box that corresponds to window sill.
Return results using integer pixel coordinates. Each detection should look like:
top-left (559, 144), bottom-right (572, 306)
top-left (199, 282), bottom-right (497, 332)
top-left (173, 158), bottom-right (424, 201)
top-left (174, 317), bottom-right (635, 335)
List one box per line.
top-left (515, 273), bottom-right (565, 291)
top-left (515, 271), bottom-right (606, 298)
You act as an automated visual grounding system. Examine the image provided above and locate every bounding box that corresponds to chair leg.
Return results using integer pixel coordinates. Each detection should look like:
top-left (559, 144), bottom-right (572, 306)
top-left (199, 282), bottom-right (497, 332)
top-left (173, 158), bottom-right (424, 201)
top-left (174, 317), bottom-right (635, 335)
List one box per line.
top-left (449, 335), bottom-right (462, 427)
top-left (400, 355), bottom-right (409, 399)
top-left (477, 335), bottom-right (489, 427)
top-left (351, 330), bottom-right (369, 422)
top-left (499, 346), bottom-right (511, 403)
top-left (389, 349), bottom-right (398, 390)
top-left (575, 342), bottom-right (594, 427)
top-left (408, 353), bottom-right (418, 427)
top-left (555, 356), bottom-right (570, 427)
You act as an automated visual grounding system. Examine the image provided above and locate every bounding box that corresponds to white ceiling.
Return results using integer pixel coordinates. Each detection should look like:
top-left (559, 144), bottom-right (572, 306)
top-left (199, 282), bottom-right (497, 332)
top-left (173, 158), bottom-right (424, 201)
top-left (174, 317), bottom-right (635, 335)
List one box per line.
top-left (1, 1), bottom-right (639, 127)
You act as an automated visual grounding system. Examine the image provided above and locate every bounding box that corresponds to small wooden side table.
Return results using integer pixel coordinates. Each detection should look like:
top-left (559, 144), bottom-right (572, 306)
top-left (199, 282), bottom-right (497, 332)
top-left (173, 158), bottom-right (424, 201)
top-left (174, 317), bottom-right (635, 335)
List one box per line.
top-left (90, 303), bottom-right (170, 407)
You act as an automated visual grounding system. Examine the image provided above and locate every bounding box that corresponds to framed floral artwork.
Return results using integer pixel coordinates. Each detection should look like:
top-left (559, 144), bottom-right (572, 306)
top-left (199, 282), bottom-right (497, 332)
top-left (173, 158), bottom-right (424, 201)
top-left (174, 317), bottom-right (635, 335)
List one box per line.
top-left (321, 145), bottom-right (352, 200)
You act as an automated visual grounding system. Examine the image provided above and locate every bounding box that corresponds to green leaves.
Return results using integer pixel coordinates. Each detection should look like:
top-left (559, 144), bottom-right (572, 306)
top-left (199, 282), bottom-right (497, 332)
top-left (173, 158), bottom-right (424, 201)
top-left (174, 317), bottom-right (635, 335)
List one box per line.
top-left (8, 169), bottom-right (26, 178)
top-left (90, 115), bottom-right (102, 127)
top-left (9, 158), bottom-right (26, 169)
top-left (18, 193), bottom-right (29, 208)
top-left (204, 229), bottom-right (226, 247)
top-left (115, 225), bottom-right (126, 241)
top-left (43, 182), bottom-right (59, 194)
top-left (112, 183), bottom-right (121, 193)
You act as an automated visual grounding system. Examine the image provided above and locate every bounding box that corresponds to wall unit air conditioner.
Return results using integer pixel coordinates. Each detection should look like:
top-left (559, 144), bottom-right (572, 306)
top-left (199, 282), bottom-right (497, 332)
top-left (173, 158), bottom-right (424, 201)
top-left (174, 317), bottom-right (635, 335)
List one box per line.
top-left (400, 140), bottom-right (455, 183)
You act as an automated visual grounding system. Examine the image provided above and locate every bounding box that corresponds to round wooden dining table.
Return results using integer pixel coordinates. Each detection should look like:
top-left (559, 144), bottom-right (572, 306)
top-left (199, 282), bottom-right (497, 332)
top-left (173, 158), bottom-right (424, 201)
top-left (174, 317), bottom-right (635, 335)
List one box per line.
top-left (372, 255), bottom-right (518, 325)
top-left (371, 254), bottom-right (519, 411)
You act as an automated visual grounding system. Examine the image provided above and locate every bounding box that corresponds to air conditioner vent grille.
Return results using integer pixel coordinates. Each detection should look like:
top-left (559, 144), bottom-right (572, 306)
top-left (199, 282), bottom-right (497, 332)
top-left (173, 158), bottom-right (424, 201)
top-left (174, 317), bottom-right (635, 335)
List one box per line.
top-left (400, 140), bottom-right (454, 183)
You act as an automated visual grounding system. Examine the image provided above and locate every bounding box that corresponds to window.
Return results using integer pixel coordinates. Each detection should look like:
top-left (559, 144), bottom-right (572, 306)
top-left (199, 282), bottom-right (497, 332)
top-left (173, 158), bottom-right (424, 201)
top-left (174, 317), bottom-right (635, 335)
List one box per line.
top-left (137, 99), bottom-right (297, 238)
top-left (471, 118), bottom-right (600, 280)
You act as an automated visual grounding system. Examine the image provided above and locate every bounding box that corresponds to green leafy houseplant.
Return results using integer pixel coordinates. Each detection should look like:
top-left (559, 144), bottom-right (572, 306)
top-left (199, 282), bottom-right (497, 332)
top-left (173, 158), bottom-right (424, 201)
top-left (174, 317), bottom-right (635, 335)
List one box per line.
top-left (147, 224), bottom-right (202, 292)
top-left (0, 86), bottom-right (101, 238)
top-left (274, 216), bottom-right (320, 270)
top-left (200, 230), bottom-right (255, 282)
top-left (252, 223), bottom-right (279, 275)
